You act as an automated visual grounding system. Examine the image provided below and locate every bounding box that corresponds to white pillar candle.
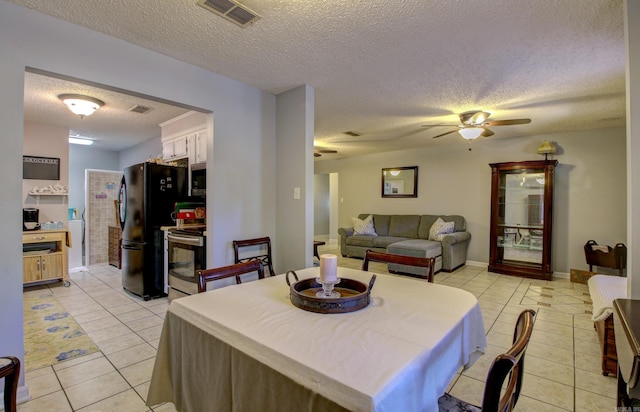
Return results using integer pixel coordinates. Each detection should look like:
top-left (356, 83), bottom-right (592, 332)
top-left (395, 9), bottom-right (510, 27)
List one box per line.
top-left (319, 254), bottom-right (338, 283)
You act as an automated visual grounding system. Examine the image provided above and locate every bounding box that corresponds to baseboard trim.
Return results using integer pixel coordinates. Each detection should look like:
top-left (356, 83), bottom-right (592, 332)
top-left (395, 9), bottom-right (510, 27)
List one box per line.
top-left (464, 260), bottom-right (487, 267)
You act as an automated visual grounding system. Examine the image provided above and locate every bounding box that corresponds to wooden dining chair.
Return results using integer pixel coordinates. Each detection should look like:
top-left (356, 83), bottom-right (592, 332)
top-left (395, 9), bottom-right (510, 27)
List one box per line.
top-left (197, 260), bottom-right (265, 293)
top-left (0, 356), bottom-right (20, 412)
top-left (362, 250), bottom-right (436, 282)
top-left (438, 309), bottom-right (536, 412)
top-left (233, 236), bottom-right (276, 277)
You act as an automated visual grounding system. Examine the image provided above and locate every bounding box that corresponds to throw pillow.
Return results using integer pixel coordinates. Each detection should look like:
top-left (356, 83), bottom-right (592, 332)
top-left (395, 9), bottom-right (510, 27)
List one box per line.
top-left (429, 218), bottom-right (455, 241)
top-left (352, 215), bottom-right (377, 236)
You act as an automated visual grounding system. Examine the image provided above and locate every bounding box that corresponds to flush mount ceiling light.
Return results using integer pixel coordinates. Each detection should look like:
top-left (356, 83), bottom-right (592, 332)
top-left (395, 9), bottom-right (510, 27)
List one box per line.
top-left (58, 94), bottom-right (104, 118)
top-left (458, 127), bottom-right (483, 140)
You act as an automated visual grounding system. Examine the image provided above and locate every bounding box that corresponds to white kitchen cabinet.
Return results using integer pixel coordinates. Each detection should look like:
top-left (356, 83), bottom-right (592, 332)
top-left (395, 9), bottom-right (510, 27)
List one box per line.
top-left (194, 129), bottom-right (207, 164)
top-left (162, 135), bottom-right (189, 160)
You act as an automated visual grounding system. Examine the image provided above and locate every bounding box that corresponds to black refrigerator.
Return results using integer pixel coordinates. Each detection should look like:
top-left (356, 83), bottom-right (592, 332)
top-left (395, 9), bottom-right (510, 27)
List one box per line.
top-left (118, 162), bottom-right (187, 300)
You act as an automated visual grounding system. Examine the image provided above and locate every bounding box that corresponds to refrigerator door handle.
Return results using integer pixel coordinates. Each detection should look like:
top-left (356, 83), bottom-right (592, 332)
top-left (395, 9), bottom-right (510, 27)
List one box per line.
top-left (118, 176), bottom-right (127, 231)
top-left (122, 244), bottom-right (142, 250)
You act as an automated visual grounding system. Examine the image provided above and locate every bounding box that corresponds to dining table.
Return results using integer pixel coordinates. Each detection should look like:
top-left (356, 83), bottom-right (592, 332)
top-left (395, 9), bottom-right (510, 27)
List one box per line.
top-left (146, 266), bottom-right (487, 412)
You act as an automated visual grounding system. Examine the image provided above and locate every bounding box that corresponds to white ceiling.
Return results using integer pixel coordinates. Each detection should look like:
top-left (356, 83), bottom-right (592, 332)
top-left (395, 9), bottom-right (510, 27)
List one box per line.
top-left (14, 0), bottom-right (626, 157)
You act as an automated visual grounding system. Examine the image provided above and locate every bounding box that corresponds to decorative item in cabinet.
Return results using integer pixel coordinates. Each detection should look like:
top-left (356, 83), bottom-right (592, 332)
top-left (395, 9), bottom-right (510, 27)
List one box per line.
top-left (109, 225), bottom-right (122, 268)
top-left (488, 160), bottom-right (557, 280)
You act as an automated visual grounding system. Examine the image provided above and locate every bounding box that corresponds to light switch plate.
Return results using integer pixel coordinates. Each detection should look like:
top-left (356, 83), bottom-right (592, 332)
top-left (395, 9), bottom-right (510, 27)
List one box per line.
top-left (293, 187), bottom-right (301, 199)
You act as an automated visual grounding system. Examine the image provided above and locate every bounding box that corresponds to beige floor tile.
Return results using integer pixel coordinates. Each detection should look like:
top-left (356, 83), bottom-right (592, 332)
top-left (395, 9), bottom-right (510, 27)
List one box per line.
top-left (116, 308), bottom-right (155, 323)
top-left (532, 318), bottom-right (573, 337)
top-left (107, 302), bottom-right (145, 316)
top-left (574, 388), bottom-right (616, 411)
top-left (527, 341), bottom-right (574, 367)
top-left (126, 315), bottom-right (164, 332)
top-left (137, 324), bottom-right (164, 342)
top-left (520, 373), bottom-right (573, 410)
top-left (515, 395), bottom-right (571, 411)
top-left (76, 388), bottom-right (148, 412)
top-left (447, 375), bottom-right (484, 407)
top-left (530, 328), bottom-right (574, 349)
top-left (105, 342), bottom-right (157, 370)
top-left (152, 402), bottom-right (178, 412)
top-left (65, 371), bottom-right (130, 410)
top-left (78, 315), bottom-right (123, 333)
top-left (574, 369), bottom-right (617, 398)
top-left (134, 380), bottom-right (151, 402)
top-left (574, 351), bottom-right (603, 374)
top-left (53, 351), bottom-right (104, 371)
top-left (72, 309), bottom-right (113, 324)
top-left (24, 365), bottom-right (53, 379)
top-left (56, 356), bottom-right (116, 388)
top-left (525, 354), bottom-right (574, 386)
top-left (87, 324), bottom-right (132, 343)
top-left (25, 368), bottom-right (62, 399)
top-left (17, 390), bottom-right (72, 412)
top-left (119, 357), bottom-right (156, 387)
top-left (461, 356), bottom-right (491, 382)
top-left (573, 337), bottom-right (601, 356)
top-left (95, 332), bottom-right (146, 355)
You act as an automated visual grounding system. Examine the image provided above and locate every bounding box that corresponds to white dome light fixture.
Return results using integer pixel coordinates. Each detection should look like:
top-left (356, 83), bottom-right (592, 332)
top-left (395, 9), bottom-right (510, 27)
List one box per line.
top-left (59, 94), bottom-right (104, 118)
top-left (458, 127), bottom-right (483, 140)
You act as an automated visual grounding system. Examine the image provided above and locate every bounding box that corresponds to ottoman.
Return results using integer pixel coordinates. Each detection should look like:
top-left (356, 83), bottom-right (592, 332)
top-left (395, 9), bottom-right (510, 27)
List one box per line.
top-left (386, 239), bottom-right (442, 277)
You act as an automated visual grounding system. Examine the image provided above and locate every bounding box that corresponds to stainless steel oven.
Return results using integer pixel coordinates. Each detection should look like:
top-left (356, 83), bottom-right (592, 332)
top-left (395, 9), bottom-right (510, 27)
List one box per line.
top-left (167, 228), bottom-right (206, 299)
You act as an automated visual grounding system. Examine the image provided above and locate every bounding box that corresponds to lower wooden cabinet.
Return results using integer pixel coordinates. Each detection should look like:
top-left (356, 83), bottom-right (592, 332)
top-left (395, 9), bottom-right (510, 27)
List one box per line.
top-left (22, 230), bottom-right (70, 286)
top-left (23, 253), bottom-right (63, 283)
top-left (108, 226), bottom-right (122, 268)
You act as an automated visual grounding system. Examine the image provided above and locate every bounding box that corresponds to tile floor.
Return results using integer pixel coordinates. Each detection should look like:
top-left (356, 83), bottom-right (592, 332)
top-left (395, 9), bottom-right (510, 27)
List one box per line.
top-left (18, 243), bottom-right (616, 411)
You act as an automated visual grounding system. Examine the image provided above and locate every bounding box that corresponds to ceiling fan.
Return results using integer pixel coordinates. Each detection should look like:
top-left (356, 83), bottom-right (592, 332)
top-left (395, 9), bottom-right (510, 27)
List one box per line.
top-left (314, 148), bottom-right (338, 157)
top-left (424, 111), bottom-right (531, 140)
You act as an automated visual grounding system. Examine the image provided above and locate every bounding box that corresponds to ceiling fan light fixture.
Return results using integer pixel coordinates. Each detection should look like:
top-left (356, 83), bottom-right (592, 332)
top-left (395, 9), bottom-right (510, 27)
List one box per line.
top-left (458, 127), bottom-right (483, 140)
top-left (59, 94), bottom-right (104, 118)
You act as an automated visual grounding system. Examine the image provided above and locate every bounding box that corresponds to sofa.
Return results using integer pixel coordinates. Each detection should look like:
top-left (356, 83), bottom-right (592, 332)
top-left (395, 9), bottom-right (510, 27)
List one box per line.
top-left (338, 214), bottom-right (471, 273)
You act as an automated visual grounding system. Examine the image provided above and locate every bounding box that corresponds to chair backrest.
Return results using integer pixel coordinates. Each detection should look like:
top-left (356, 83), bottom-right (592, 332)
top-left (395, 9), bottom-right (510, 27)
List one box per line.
top-left (233, 237), bottom-right (276, 277)
top-left (0, 356), bottom-right (20, 412)
top-left (361, 249), bottom-right (435, 282)
top-left (197, 260), bottom-right (265, 293)
top-left (481, 309), bottom-right (536, 412)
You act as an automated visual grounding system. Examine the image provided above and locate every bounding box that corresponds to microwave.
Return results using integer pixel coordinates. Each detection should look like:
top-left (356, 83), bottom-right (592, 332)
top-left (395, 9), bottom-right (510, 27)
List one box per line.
top-left (191, 163), bottom-right (206, 197)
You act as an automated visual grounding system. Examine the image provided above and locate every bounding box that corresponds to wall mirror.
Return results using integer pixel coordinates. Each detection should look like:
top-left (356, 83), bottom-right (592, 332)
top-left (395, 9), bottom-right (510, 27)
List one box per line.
top-left (382, 166), bottom-right (418, 198)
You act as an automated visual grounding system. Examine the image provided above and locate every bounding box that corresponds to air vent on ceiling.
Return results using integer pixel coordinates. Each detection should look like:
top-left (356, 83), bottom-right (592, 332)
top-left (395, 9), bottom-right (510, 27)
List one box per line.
top-left (129, 105), bottom-right (153, 114)
top-left (344, 131), bottom-right (362, 137)
top-left (197, 0), bottom-right (261, 27)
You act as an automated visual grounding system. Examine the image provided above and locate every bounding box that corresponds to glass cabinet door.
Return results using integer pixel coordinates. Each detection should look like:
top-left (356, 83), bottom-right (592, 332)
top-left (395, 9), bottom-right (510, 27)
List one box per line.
top-left (489, 160), bottom-right (557, 280)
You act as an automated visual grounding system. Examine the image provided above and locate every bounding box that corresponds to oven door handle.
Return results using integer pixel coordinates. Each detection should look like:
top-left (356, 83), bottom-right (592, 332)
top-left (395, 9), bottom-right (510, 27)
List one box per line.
top-left (168, 234), bottom-right (204, 247)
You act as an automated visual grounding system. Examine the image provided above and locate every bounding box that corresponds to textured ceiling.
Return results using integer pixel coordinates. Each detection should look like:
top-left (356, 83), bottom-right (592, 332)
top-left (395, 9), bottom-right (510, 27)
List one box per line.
top-left (14, 0), bottom-right (626, 157)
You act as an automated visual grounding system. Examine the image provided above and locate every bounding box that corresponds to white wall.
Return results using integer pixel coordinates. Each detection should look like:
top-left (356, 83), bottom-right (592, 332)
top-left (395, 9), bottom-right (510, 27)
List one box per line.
top-left (69, 144), bottom-right (119, 216)
top-left (315, 127), bottom-right (627, 275)
top-left (314, 174), bottom-right (330, 237)
top-left (23, 122), bottom-right (70, 224)
top-left (118, 137), bottom-right (163, 171)
top-left (0, 1), bottom-right (281, 394)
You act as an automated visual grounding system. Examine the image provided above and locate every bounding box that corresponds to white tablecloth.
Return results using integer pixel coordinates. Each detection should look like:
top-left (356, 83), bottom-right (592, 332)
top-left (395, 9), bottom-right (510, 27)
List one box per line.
top-left (147, 267), bottom-right (486, 412)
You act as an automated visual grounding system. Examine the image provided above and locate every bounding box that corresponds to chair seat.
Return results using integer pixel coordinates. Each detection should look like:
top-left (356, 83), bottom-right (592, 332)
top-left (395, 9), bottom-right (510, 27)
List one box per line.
top-left (438, 393), bottom-right (481, 412)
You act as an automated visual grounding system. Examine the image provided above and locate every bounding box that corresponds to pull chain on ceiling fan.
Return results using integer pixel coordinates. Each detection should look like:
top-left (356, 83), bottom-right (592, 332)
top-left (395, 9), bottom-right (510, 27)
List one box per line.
top-left (423, 110), bottom-right (531, 140)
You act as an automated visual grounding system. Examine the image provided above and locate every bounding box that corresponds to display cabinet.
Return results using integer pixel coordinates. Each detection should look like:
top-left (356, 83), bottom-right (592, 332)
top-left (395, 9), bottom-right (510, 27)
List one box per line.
top-left (488, 160), bottom-right (557, 280)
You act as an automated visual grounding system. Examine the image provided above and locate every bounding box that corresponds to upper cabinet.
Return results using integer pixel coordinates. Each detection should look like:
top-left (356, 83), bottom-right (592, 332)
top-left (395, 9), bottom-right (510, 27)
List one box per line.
top-left (160, 111), bottom-right (209, 165)
top-left (488, 160), bottom-right (557, 280)
top-left (162, 135), bottom-right (189, 160)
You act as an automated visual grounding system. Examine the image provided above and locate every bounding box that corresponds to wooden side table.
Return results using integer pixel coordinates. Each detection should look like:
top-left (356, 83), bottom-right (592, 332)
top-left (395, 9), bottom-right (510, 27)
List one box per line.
top-left (313, 241), bottom-right (326, 259)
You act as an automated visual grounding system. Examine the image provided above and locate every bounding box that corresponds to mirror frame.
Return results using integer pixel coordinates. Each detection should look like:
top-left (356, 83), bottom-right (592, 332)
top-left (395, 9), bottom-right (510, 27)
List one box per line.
top-left (381, 166), bottom-right (418, 198)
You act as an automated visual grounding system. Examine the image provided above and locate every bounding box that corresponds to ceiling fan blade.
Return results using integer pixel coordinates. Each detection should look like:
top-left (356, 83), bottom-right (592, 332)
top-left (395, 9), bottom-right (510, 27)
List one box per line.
top-left (315, 149), bottom-right (338, 154)
top-left (432, 129), bottom-right (459, 139)
top-left (481, 128), bottom-right (495, 137)
top-left (484, 118), bottom-right (531, 126)
top-left (314, 152), bottom-right (321, 157)
top-left (421, 124), bottom-right (459, 128)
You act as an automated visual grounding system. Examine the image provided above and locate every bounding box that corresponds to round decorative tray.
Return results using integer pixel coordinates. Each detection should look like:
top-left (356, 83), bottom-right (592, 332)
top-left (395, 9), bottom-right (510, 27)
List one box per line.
top-left (286, 271), bottom-right (376, 314)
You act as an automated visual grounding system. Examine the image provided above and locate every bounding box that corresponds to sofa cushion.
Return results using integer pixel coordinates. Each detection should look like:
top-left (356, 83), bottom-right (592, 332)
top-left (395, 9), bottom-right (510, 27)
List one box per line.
top-left (372, 236), bottom-right (410, 248)
top-left (387, 239), bottom-right (442, 259)
top-left (419, 215), bottom-right (465, 239)
top-left (429, 218), bottom-right (455, 241)
top-left (388, 215), bottom-right (421, 238)
top-left (359, 214), bottom-right (390, 236)
top-left (352, 215), bottom-right (377, 236)
top-left (346, 235), bottom-right (376, 248)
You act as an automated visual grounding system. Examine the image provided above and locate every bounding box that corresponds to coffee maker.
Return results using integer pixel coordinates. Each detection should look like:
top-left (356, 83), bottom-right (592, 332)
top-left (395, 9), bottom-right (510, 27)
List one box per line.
top-left (23, 208), bottom-right (40, 231)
